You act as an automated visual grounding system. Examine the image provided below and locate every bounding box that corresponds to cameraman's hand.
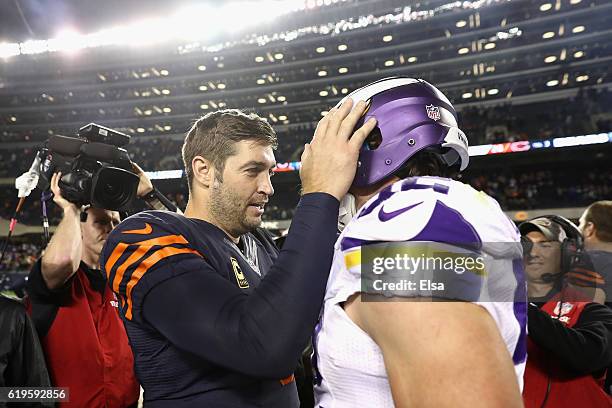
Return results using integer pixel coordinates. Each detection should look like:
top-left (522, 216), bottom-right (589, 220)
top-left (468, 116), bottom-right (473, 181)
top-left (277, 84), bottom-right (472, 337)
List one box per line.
top-left (300, 99), bottom-right (376, 201)
top-left (132, 162), bottom-right (154, 198)
top-left (50, 172), bottom-right (78, 213)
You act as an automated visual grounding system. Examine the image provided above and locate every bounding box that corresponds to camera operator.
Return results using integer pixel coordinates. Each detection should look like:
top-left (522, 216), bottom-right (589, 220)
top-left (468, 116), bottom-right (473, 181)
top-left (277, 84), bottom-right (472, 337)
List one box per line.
top-left (519, 216), bottom-right (612, 407)
top-left (24, 164), bottom-right (158, 408)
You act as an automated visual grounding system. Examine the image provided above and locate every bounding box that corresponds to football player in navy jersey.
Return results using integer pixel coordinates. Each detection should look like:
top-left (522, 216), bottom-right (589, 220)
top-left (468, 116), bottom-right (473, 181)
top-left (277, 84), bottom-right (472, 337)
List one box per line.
top-left (101, 105), bottom-right (376, 407)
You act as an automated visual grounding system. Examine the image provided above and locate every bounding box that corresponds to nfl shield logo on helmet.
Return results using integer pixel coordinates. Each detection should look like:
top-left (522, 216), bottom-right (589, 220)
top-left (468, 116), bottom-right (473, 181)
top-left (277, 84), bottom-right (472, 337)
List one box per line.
top-left (426, 104), bottom-right (441, 121)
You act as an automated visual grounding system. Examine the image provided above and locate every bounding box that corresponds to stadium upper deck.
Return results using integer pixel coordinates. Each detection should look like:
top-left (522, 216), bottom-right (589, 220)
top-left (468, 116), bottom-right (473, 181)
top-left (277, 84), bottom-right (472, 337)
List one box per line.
top-left (0, 0), bottom-right (610, 144)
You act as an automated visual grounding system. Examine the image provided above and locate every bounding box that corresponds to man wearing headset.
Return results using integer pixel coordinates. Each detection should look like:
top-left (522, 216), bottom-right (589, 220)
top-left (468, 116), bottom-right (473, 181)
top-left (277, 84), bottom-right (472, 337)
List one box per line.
top-left (520, 216), bottom-right (612, 407)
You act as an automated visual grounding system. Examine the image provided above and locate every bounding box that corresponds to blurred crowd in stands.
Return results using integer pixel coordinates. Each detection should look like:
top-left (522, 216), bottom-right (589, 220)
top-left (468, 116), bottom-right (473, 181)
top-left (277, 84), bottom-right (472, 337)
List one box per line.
top-left (0, 88), bottom-right (610, 276)
top-left (0, 242), bottom-right (39, 272)
top-left (466, 168), bottom-right (612, 210)
top-left (1, 88), bottom-right (611, 178)
top-left (1, 164), bottom-right (609, 277)
top-left (460, 88), bottom-right (612, 144)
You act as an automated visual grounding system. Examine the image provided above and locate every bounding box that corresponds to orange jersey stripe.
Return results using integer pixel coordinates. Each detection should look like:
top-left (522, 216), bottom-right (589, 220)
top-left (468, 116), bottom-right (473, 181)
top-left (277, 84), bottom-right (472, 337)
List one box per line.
top-left (110, 234), bottom-right (190, 293)
top-left (105, 242), bottom-right (130, 280)
top-left (280, 374), bottom-right (295, 386)
top-left (125, 246), bottom-right (202, 320)
top-left (568, 272), bottom-right (605, 285)
top-left (572, 267), bottom-right (605, 280)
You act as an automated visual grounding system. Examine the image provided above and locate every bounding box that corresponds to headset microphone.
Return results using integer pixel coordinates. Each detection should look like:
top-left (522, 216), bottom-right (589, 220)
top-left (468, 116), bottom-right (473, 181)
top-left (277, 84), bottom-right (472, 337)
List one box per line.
top-left (540, 273), bottom-right (563, 284)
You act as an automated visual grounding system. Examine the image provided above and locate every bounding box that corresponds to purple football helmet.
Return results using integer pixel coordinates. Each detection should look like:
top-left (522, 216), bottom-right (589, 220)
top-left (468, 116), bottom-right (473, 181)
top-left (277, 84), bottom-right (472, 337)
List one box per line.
top-left (337, 77), bottom-right (469, 188)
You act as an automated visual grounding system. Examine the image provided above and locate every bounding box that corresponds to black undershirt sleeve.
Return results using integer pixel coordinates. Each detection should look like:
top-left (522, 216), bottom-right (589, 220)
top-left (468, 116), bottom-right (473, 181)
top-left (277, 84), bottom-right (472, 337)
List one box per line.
top-left (528, 302), bottom-right (612, 374)
top-left (142, 193), bottom-right (339, 379)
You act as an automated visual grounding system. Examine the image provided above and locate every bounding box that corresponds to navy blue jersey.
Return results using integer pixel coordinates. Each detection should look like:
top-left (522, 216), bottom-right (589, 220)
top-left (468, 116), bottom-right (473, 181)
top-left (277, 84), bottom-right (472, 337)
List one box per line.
top-left (101, 193), bottom-right (340, 407)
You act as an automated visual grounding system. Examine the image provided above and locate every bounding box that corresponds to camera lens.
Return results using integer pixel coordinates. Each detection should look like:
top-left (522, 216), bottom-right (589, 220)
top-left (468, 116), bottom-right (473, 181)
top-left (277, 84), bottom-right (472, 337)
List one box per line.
top-left (91, 166), bottom-right (139, 210)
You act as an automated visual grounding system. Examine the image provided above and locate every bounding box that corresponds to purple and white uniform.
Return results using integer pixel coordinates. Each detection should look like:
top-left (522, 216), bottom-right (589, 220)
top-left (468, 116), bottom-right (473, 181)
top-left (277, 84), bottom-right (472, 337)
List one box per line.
top-left (313, 176), bottom-right (527, 407)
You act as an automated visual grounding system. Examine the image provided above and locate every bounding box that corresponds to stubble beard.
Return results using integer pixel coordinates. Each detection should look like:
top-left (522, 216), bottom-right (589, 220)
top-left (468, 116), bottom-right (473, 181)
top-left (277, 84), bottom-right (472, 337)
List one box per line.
top-left (209, 180), bottom-right (260, 238)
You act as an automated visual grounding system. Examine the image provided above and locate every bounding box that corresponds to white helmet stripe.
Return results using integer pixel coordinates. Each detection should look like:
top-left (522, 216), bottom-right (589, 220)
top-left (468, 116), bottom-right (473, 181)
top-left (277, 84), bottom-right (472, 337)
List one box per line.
top-left (336, 77), bottom-right (421, 108)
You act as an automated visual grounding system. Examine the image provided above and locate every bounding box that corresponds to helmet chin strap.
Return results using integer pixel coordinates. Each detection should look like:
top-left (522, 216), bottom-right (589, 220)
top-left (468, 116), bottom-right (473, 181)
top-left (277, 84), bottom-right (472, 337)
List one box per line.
top-left (338, 193), bottom-right (357, 233)
top-left (438, 148), bottom-right (461, 167)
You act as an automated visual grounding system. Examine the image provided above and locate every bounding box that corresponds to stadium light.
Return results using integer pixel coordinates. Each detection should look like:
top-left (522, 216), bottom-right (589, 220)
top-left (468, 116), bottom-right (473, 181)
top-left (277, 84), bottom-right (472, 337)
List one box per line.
top-left (20, 40), bottom-right (48, 55)
top-left (0, 43), bottom-right (20, 58)
top-left (1, 0), bottom-right (515, 59)
top-left (539, 3), bottom-right (552, 11)
top-left (48, 29), bottom-right (83, 54)
top-left (3, 0), bottom-right (306, 58)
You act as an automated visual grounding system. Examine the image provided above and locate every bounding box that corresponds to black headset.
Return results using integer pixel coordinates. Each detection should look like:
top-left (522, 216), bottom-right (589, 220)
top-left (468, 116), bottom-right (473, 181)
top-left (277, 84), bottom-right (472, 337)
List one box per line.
top-left (80, 205), bottom-right (91, 223)
top-left (520, 214), bottom-right (585, 278)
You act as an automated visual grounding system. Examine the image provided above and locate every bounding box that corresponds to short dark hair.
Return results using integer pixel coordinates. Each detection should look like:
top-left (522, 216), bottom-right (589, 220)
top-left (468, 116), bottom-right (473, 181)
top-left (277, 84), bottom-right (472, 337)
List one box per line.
top-left (182, 109), bottom-right (277, 189)
top-left (393, 147), bottom-right (460, 180)
top-left (584, 201), bottom-right (612, 242)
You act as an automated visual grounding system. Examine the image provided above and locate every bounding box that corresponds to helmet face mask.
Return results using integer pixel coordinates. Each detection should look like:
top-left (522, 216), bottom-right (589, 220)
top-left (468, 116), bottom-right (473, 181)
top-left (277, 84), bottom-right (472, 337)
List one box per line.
top-left (337, 77), bottom-right (469, 188)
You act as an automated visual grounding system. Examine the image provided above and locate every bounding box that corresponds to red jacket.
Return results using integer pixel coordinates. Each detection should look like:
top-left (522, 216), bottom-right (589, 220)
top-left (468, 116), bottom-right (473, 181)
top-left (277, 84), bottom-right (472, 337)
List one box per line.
top-left (27, 261), bottom-right (139, 408)
top-left (523, 292), bottom-right (612, 408)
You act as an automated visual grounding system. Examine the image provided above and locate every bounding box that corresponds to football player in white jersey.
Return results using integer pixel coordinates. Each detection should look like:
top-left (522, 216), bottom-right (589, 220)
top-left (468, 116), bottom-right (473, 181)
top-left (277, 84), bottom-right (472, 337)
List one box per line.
top-left (313, 77), bottom-right (526, 407)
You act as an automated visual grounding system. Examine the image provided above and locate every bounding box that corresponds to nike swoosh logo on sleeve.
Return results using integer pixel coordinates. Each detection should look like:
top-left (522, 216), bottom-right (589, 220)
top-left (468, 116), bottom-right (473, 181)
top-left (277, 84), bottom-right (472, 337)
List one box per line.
top-left (378, 201), bottom-right (424, 222)
top-left (122, 223), bottom-right (152, 235)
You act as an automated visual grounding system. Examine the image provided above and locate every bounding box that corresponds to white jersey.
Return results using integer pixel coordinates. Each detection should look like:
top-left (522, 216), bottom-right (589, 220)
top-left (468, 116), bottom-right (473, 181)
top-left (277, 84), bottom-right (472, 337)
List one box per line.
top-left (314, 176), bottom-right (526, 407)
